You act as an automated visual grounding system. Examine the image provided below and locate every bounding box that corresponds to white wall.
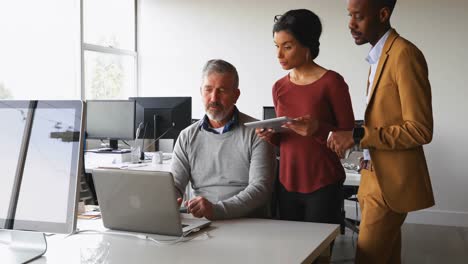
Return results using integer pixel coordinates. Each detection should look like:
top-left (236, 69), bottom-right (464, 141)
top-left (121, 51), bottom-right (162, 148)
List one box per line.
top-left (139, 0), bottom-right (468, 227)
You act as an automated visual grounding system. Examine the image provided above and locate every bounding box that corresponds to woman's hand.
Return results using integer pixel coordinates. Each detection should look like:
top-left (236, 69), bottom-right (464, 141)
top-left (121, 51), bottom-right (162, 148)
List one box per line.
top-left (283, 115), bottom-right (319, 137)
top-left (255, 127), bottom-right (275, 142)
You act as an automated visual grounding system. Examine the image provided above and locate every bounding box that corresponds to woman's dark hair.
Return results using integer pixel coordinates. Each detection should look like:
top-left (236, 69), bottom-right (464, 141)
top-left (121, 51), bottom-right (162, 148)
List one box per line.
top-left (273, 9), bottom-right (322, 60)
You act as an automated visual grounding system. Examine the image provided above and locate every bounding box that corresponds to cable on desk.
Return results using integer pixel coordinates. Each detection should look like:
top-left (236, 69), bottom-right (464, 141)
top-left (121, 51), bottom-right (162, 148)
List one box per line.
top-left (121, 140), bottom-right (131, 147)
top-left (142, 125), bottom-right (173, 152)
top-left (64, 228), bottom-right (210, 245)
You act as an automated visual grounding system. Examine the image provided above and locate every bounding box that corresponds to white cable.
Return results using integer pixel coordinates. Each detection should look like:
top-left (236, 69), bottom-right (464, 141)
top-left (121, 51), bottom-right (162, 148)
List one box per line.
top-left (65, 228), bottom-right (209, 246)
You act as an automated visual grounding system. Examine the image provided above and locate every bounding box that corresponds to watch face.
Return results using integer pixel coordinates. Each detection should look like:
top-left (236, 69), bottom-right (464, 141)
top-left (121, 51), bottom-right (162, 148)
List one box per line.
top-left (353, 127), bottom-right (364, 141)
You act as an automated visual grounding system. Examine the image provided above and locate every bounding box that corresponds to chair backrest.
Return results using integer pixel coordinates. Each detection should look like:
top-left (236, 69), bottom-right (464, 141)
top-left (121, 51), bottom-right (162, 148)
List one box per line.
top-left (262, 106), bottom-right (281, 219)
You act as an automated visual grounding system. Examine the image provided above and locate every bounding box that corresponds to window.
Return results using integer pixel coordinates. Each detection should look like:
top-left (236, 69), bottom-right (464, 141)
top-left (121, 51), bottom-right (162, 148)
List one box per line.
top-left (0, 0), bottom-right (80, 99)
top-left (0, 0), bottom-right (137, 100)
top-left (82, 0), bottom-right (137, 100)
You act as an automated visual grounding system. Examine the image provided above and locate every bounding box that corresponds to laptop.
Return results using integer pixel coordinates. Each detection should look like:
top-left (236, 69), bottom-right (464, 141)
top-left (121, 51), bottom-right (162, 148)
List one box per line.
top-left (92, 168), bottom-right (211, 236)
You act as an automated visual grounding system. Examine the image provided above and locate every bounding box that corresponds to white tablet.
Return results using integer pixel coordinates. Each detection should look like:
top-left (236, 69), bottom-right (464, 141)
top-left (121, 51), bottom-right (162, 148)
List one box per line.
top-left (244, 116), bottom-right (292, 131)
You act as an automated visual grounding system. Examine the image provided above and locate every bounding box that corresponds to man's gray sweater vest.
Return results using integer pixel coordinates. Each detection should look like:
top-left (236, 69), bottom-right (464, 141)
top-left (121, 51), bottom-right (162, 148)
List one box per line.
top-left (171, 112), bottom-right (276, 219)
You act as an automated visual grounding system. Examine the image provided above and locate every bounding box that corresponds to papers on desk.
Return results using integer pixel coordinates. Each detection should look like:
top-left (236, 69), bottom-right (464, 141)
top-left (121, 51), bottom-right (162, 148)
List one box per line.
top-left (85, 151), bottom-right (131, 170)
top-left (78, 211), bottom-right (101, 220)
top-left (98, 163), bottom-right (148, 169)
top-left (78, 205), bottom-right (101, 220)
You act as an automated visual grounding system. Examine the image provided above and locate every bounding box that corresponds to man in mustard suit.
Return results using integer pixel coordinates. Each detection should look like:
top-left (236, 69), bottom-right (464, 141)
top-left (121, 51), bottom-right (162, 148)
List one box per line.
top-left (327, 0), bottom-right (435, 263)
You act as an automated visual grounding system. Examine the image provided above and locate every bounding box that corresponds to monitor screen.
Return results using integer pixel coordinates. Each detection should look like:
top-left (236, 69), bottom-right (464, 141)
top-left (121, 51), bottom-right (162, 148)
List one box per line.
top-left (12, 100), bottom-right (84, 234)
top-left (86, 100), bottom-right (135, 149)
top-left (0, 101), bottom-right (30, 229)
top-left (130, 97), bottom-right (191, 148)
top-left (263, 106), bottom-right (276, 120)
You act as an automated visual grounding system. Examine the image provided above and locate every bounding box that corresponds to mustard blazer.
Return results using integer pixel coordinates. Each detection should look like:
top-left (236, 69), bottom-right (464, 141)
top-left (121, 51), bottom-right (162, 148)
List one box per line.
top-left (361, 29), bottom-right (435, 213)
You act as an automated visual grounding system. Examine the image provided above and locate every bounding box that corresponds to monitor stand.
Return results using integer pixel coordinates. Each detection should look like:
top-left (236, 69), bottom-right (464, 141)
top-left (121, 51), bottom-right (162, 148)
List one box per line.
top-left (0, 230), bottom-right (47, 263)
top-left (109, 139), bottom-right (119, 150)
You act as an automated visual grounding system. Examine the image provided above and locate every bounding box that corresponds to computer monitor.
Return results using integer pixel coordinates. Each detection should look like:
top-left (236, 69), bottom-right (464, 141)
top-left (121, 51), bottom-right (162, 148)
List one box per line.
top-left (263, 106), bottom-right (276, 120)
top-left (0, 100), bottom-right (84, 262)
top-left (129, 97), bottom-right (191, 151)
top-left (86, 100), bottom-right (135, 150)
top-left (0, 100), bottom-right (30, 229)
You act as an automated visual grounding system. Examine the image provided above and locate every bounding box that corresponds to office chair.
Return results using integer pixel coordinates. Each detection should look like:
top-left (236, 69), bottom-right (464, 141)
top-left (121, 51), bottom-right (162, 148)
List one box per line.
top-left (262, 106), bottom-right (281, 219)
top-left (80, 136), bottom-right (98, 205)
top-left (80, 151), bottom-right (98, 205)
top-left (341, 185), bottom-right (360, 234)
top-left (339, 122), bottom-right (363, 235)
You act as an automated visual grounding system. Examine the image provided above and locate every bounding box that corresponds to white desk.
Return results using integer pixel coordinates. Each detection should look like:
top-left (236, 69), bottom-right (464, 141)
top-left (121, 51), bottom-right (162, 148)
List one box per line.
top-left (85, 152), bottom-right (172, 173)
top-left (85, 152), bottom-right (361, 186)
top-left (32, 218), bottom-right (339, 264)
top-left (344, 170), bottom-right (361, 186)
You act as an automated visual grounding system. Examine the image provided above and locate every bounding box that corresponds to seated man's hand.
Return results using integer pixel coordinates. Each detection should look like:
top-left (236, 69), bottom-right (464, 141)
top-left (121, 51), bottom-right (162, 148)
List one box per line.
top-left (327, 131), bottom-right (355, 158)
top-left (185, 196), bottom-right (214, 220)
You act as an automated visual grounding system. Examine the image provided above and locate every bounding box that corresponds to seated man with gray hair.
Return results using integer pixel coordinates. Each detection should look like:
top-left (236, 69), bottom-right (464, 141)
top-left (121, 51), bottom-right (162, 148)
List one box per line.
top-left (171, 59), bottom-right (276, 220)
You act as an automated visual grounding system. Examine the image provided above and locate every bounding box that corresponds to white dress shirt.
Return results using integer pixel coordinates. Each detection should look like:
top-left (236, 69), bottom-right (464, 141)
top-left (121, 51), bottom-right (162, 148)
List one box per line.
top-left (363, 29), bottom-right (391, 160)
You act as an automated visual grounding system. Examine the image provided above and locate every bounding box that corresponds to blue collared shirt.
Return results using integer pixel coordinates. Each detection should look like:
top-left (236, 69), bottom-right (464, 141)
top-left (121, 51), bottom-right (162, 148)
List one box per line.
top-left (199, 106), bottom-right (239, 134)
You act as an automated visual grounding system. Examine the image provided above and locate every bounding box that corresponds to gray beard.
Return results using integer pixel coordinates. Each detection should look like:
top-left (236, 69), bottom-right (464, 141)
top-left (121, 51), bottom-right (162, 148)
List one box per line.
top-left (205, 105), bottom-right (233, 122)
top-left (206, 110), bottom-right (227, 122)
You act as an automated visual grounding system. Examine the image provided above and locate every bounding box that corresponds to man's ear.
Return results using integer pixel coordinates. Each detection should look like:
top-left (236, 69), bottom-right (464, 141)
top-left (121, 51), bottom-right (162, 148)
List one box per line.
top-left (234, 88), bottom-right (241, 103)
top-left (379, 7), bottom-right (391, 23)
